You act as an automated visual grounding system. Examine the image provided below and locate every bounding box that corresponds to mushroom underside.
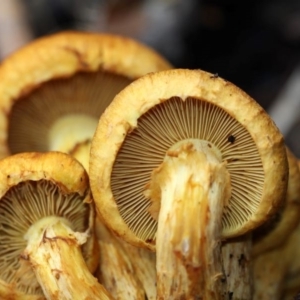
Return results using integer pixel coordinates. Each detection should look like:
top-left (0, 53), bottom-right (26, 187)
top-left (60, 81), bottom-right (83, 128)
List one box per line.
top-left (7, 70), bottom-right (131, 154)
top-left (0, 179), bottom-right (89, 295)
top-left (110, 96), bottom-right (264, 242)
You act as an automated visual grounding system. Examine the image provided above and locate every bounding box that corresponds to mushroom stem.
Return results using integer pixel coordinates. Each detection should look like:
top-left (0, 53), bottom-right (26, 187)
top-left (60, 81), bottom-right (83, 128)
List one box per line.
top-left (95, 218), bottom-right (146, 299)
top-left (145, 141), bottom-right (230, 299)
top-left (222, 234), bottom-right (253, 299)
top-left (121, 243), bottom-right (157, 300)
top-left (22, 216), bottom-right (112, 300)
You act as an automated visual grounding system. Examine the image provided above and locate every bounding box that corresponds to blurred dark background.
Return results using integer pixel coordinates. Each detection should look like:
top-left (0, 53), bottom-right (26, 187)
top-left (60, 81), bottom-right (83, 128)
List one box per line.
top-left (1, 0), bottom-right (300, 155)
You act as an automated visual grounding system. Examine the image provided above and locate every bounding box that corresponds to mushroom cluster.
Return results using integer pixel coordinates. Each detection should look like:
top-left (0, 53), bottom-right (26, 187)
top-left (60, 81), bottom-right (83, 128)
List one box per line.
top-left (0, 31), bottom-right (171, 300)
top-left (0, 31), bottom-right (300, 300)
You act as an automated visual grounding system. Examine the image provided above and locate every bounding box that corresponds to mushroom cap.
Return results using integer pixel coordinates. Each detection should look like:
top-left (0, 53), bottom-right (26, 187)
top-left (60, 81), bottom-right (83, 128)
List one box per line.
top-left (89, 69), bottom-right (288, 250)
top-left (252, 147), bottom-right (300, 256)
top-left (0, 151), bottom-right (98, 297)
top-left (0, 30), bottom-right (172, 158)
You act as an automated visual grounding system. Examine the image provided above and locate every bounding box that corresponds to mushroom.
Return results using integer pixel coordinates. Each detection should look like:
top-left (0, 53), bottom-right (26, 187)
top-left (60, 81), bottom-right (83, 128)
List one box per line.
top-left (89, 69), bottom-right (288, 298)
top-left (0, 30), bottom-right (172, 170)
top-left (252, 147), bottom-right (300, 256)
top-left (0, 151), bottom-right (111, 299)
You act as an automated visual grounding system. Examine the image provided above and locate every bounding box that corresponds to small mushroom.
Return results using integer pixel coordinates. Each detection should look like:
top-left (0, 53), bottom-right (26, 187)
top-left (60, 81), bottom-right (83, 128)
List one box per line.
top-left (252, 147), bottom-right (300, 256)
top-left (89, 69), bottom-right (288, 298)
top-left (0, 152), bottom-right (111, 299)
top-left (0, 31), bottom-right (172, 170)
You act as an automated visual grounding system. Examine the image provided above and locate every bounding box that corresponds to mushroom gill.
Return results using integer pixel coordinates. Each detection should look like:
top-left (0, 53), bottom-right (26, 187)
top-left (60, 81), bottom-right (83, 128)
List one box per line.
top-left (110, 96), bottom-right (264, 242)
top-left (7, 70), bottom-right (131, 155)
top-left (0, 179), bottom-right (89, 296)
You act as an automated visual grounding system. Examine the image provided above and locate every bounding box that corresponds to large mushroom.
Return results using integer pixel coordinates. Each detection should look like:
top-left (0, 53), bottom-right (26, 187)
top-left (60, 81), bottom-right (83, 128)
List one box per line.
top-left (0, 152), bottom-right (111, 299)
top-left (0, 31), bottom-right (172, 170)
top-left (89, 69), bottom-right (288, 299)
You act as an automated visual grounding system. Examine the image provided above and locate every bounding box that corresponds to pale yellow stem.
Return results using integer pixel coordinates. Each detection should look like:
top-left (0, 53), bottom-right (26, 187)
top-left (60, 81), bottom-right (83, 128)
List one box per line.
top-left (122, 242), bottom-right (157, 300)
top-left (96, 219), bottom-right (145, 300)
top-left (222, 235), bottom-right (253, 299)
top-left (146, 141), bottom-right (231, 299)
top-left (22, 217), bottom-right (112, 300)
